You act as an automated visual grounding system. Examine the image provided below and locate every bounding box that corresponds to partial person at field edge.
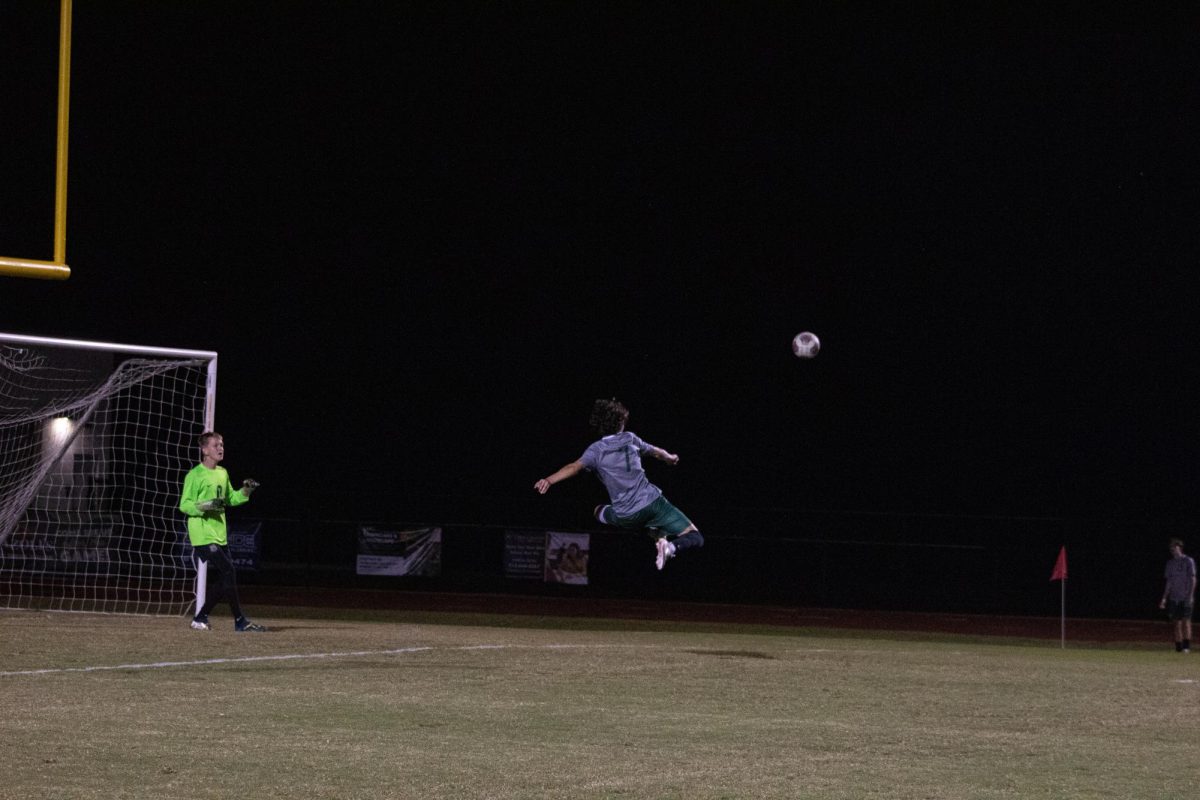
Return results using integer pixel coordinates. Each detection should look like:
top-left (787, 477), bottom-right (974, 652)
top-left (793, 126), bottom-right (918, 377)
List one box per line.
top-left (1159, 538), bottom-right (1196, 653)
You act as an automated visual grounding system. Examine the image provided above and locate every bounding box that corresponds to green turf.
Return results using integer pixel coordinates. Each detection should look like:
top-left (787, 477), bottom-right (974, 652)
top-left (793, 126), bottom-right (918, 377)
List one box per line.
top-left (1, 607), bottom-right (1195, 799)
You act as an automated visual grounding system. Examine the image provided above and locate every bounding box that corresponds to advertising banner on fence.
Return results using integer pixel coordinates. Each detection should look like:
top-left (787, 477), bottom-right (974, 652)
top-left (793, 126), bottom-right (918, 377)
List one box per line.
top-left (545, 531), bottom-right (589, 585)
top-left (228, 521), bottom-right (261, 571)
top-left (356, 526), bottom-right (442, 576)
top-left (504, 530), bottom-right (590, 584)
top-left (503, 530), bottom-right (546, 580)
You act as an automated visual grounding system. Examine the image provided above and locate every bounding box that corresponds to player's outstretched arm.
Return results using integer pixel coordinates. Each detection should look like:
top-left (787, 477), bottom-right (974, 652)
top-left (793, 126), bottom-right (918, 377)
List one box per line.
top-left (649, 447), bottom-right (679, 465)
top-left (534, 461), bottom-right (585, 494)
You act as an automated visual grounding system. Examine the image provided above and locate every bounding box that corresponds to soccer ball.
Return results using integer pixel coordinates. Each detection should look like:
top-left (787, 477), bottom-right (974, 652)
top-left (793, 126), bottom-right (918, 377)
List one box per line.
top-left (792, 331), bottom-right (820, 359)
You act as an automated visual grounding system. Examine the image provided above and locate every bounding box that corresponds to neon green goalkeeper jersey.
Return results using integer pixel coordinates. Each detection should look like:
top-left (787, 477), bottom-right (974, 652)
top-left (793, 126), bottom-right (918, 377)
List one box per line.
top-left (179, 464), bottom-right (249, 546)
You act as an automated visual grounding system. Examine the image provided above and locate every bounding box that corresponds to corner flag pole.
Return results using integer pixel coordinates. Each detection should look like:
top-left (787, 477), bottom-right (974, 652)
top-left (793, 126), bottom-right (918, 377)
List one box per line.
top-left (1050, 546), bottom-right (1068, 649)
top-left (1060, 576), bottom-right (1065, 649)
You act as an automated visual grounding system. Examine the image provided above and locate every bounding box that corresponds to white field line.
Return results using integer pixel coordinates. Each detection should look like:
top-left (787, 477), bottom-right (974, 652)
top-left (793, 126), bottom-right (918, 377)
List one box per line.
top-left (0, 643), bottom-right (650, 678)
top-left (0, 647), bottom-right (435, 677)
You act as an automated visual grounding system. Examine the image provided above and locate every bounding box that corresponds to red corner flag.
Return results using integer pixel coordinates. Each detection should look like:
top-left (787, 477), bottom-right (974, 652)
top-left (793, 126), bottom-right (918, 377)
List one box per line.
top-left (1050, 546), bottom-right (1068, 582)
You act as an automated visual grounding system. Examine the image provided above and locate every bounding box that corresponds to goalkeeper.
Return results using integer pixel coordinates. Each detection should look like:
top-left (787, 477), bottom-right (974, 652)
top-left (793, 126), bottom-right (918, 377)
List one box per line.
top-left (179, 431), bottom-right (265, 632)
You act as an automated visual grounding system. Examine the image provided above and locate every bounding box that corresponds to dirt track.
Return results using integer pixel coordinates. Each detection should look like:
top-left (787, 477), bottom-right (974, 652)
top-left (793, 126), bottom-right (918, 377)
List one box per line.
top-left (244, 586), bottom-right (1170, 645)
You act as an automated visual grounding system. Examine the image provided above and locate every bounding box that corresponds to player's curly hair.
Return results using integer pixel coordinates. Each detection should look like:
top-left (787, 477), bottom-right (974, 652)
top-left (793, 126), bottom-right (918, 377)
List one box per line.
top-left (589, 398), bottom-right (629, 437)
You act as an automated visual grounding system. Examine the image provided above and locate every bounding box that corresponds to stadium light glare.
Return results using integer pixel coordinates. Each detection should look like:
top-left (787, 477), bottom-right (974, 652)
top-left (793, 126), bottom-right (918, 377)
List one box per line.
top-left (48, 416), bottom-right (74, 446)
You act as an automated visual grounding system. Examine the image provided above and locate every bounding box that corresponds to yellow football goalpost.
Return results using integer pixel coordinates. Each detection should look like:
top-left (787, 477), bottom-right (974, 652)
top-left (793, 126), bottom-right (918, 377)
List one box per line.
top-left (0, 0), bottom-right (73, 280)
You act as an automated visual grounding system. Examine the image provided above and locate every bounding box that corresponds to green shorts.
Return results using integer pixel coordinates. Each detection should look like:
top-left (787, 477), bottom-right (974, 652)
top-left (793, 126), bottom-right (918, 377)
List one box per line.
top-left (597, 495), bottom-right (694, 536)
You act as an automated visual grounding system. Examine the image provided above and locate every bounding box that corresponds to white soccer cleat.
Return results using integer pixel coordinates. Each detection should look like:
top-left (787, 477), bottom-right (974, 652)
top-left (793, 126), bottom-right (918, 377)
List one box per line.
top-left (190, 619), bottom-right (210, 631)
top-left (655, 538), bottom-right (676, 571)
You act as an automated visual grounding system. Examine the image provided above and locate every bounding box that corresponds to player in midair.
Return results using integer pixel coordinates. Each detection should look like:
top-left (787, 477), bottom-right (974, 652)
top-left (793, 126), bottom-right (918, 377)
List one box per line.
top-left (534, 398), bottom-right (704, 570)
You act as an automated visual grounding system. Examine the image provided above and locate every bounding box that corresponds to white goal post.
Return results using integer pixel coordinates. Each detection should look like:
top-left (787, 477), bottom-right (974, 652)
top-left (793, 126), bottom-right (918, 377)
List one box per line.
top-left (0, 333), bottom-right (217, 615)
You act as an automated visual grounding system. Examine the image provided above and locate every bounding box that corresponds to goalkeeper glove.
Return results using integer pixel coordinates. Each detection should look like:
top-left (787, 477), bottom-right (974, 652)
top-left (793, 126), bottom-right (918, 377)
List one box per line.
top-left (197, 498), bottom-right (226, 513)
top-left (243, 479), bottom-right (260, 490)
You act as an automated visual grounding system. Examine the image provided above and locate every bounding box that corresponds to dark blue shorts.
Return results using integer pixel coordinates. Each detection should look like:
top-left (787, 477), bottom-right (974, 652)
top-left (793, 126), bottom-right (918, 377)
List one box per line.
top-left (1166, 599), bottom-right (1193, 622)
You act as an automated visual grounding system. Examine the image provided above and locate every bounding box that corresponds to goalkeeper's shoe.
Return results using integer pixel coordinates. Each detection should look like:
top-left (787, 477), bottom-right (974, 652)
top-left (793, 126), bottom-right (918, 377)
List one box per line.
top-left (190, 617), bottom-right (210, 631)
top-left (235, 618), bottom-right (267, 633)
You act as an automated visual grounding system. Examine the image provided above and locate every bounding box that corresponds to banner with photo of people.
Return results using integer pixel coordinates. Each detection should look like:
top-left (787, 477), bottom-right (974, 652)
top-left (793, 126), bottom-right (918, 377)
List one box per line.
top-left (503, 530), bottom-right (589, 585)
top-left (544, 531), bottom-right (589, 585)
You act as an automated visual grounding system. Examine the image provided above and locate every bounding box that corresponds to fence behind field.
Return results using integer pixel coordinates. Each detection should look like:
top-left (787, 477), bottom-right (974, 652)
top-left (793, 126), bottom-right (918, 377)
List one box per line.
top-left (235, 507), bottom-right (1171, 621)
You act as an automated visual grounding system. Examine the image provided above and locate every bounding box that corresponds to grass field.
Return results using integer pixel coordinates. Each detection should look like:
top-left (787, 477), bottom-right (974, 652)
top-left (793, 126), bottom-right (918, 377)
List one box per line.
top-left (1, 605), bottom-right (1196, 800)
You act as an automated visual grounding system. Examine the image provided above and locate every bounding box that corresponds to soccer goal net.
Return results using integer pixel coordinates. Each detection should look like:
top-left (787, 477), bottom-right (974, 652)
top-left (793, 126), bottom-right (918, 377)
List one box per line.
top-left (0, 333), bottom-right (216, 616)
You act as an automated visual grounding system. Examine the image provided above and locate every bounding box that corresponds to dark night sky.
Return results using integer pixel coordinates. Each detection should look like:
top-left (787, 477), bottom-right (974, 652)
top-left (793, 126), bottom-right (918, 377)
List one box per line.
top-left (3, 3), bottom-right (1199, 533)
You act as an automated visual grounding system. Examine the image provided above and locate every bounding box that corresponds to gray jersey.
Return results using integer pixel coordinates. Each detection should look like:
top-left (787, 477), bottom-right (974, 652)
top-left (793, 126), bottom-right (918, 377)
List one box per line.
top-left (1164, 554), bottom-right (1197, 602)
top-left (580, 431), bottom-right (662, 516)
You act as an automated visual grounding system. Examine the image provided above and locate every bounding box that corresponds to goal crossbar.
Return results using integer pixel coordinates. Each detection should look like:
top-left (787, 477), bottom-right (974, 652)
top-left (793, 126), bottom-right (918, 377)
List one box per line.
top-left (0, 332), bottom-right (217, 360)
